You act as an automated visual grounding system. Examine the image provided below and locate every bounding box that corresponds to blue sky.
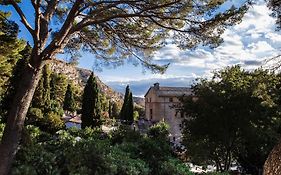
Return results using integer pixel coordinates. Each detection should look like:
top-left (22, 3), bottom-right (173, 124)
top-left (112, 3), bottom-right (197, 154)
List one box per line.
top-left (1, 1), bottom-right (281, 97)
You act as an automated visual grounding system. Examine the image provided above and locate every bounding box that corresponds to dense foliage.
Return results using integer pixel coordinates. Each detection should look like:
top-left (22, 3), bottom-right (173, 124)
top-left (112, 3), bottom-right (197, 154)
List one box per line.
top-left (180, 66), bottom-right (281, 174)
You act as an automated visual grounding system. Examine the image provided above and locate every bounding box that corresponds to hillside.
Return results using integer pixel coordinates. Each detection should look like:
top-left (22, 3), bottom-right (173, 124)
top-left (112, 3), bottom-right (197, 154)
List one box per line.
top-left (49, 59), bottom-right (144, 107)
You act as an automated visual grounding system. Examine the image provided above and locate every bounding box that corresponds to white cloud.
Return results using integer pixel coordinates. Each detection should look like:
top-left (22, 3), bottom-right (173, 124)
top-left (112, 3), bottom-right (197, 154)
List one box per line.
top-left (99, 1), bottom-right (281, 96)
top-left (152, 2), bottom-right (281, 73)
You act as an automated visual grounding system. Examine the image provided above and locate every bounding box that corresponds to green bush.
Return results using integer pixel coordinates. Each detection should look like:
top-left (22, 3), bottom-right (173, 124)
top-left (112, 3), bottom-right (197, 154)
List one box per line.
top-left (27, 107), bottom-right (43, 123)
top-left (44, 111), bottom-right (65, 132)
top-left (159, 158), bottom-right (194, 175)
top-left (147, 121), bottom-right (170, 140)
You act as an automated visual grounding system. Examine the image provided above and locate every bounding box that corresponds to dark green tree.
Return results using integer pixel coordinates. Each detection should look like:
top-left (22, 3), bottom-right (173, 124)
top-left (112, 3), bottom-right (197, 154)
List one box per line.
top-left (120, 85), bottom-right (130, 120)
top-left (180, 66), bottom-right (281, 173)
top-left (0, 1), bottom-right (250, 173)
top-left (120, 85), bottom-right (134, 124)
top-left (63, 84), bottom-right (76, 113)
top-left (81, 73), bottom-right (101, 129)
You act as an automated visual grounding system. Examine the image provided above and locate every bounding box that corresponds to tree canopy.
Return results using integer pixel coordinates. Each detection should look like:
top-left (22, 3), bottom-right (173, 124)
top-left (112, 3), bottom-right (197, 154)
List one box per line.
top-left (0, 0), bottom-right (249, 73)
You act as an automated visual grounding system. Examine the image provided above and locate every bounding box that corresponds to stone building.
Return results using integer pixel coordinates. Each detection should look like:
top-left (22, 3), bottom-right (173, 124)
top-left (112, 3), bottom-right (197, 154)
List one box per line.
top-left (144, 83), bottom-right (191, 144)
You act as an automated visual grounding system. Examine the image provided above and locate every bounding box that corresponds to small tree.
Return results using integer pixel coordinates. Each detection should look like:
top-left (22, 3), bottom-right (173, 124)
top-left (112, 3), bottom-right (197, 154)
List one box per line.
top-left (81, 73), bottom-right (101, 129)
top-left (63, 84), bottom-right (76, 113)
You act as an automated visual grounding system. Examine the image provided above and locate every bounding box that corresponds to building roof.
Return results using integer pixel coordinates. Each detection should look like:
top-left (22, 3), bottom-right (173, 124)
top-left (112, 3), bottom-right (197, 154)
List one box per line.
top-left (144, 83), bottom-right (191, 97)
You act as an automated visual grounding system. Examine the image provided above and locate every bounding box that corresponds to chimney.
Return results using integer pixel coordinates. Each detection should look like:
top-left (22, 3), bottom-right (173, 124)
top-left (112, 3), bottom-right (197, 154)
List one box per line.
top-left (154, 83), bottom-right (159, 90)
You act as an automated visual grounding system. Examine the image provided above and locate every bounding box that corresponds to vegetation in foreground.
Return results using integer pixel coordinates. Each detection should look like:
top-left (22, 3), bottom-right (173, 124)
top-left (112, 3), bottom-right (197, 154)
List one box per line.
top-left (0, 122), bottom-right (193, 175)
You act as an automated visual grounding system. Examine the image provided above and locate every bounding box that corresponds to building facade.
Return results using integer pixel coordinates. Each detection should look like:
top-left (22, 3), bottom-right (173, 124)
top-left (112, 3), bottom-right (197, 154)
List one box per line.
top-left (144, 83), bottom-right (191, 144)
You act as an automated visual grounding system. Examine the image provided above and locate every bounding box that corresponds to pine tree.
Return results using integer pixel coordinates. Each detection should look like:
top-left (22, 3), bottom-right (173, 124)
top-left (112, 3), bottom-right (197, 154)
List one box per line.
top-left (63, 84), bottom-right (76, 113)
top-left (81, 73), bottom-right (101, 128)
top-left (120, 85), bottom-right (134, 124)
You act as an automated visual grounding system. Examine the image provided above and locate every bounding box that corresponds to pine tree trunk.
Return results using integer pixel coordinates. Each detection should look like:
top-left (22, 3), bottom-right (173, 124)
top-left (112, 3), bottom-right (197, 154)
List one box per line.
top-left (263, 139), bottom-right (281, 175)
top-left (0, 63), bottom-right (42, 175)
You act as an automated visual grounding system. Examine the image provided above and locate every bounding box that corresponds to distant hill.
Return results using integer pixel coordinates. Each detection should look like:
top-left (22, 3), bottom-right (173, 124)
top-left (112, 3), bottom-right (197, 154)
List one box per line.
top-left (49, 59), bottom-right (144, 108)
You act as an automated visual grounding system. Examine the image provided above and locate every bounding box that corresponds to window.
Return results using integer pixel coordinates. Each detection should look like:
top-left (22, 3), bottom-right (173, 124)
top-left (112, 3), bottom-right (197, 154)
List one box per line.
top-left (169, 97), bottom-right (173, 102)
top-left (150, 109), bottom-right (153, 120)
top-left (150, 98), bottom-right (152, 102)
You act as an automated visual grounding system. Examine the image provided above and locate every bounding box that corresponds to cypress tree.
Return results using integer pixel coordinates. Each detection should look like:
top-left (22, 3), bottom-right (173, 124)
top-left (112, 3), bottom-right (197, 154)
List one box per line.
top-left (63, 84), bottom-right (76, 113)
top-left (81, 73), bottom-right (101, 128)
top-left (127, 92), bottom-right (134, 124)
top-left (120, 85), bottom-right (134, 124)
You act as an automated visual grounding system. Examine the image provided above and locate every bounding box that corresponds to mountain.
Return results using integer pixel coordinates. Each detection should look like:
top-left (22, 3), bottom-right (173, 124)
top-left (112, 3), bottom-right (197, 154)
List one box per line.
top-left (49, 59), bottom-right (144, 107)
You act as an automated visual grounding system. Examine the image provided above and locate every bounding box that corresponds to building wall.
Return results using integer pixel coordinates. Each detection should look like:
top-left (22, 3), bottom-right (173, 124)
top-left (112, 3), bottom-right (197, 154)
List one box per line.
top-left (145, 88), bottom-right (183, 144)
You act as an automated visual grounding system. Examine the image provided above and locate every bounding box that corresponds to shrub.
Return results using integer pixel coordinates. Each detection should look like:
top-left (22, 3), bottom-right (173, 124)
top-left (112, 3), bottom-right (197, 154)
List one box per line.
top-left (147, 121), bottom-right (170, 140)
top-left (27, 107), bottom-right (43, 123)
